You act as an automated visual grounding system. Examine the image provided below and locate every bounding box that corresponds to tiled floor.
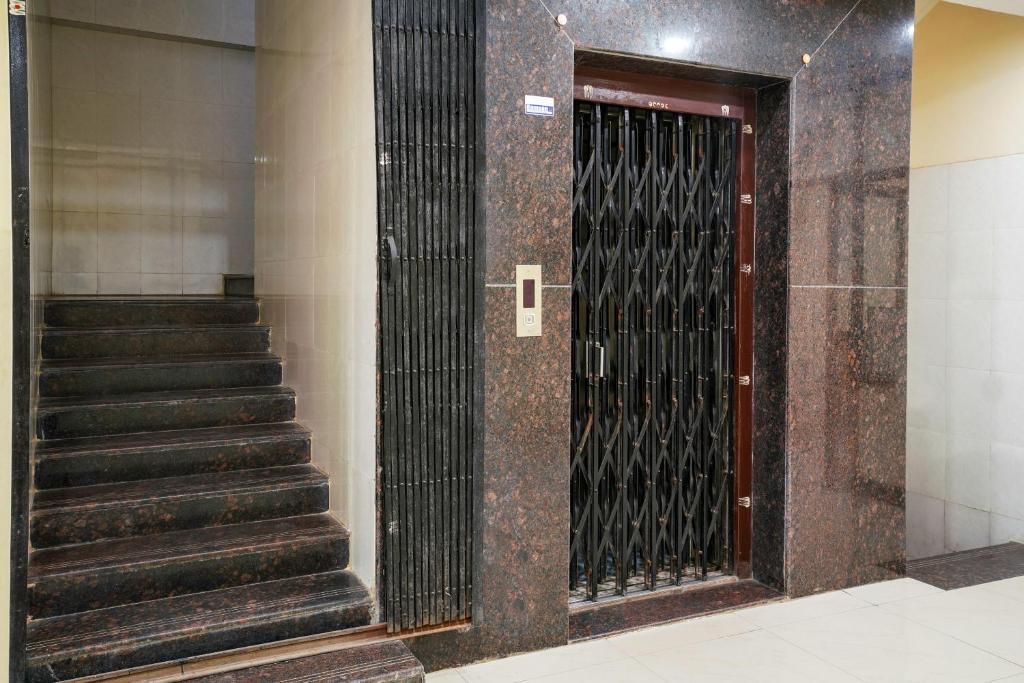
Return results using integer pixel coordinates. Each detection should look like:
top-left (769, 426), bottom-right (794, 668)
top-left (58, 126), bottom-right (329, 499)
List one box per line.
top-left (428, 576), bottom-right (1024, 682)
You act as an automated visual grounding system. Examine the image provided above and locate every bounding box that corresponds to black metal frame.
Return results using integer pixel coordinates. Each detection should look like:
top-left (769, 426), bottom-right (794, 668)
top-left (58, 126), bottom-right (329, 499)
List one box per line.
top-left (570, 102), bottom-right (737, 602)
top-left (8, 5), bottom-right (31, 679)
top-left (372, 0), bottom-right (481, 633)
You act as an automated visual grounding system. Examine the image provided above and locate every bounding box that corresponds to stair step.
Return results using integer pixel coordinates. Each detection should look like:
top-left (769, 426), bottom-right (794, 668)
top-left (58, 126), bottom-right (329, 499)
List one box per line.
top-left (44, 297), bottom-right (260, 328)
top-left (39, 353), bottom-right (283, 398)
top-left (31, 465), bottom-right (328, 548)
top-left (188, 640), bottom-right (425, 682)
top-left (36, 386), bottom-right (295, 439)
top-left (26, 570), bottom-right (373, 682)
top-left (41, 324), bottom-right (271, 360)
top-left (29, 514), bottom-right (349, 619)
top-left (35, 423), bottom-right (311, 489)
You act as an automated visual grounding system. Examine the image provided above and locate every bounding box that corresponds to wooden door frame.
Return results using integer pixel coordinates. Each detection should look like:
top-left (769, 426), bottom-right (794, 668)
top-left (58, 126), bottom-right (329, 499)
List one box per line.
top-left (573, 67), bottom-right (755, 579)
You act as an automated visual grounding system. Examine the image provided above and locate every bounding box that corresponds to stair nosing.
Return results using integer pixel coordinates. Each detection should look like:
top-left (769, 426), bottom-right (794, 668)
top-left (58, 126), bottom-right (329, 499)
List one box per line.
top-left (37, 386), bottom-right (296, 411)
top-left (35, 424), bottom-right (312, 458)
top-left (29, 515), bottom-right (348, 579)
top-left (40, 353), bottom-right (281, 371)
top-left (43, 323), bottom-right (271, 335)
top-left (26, 571), bottom-right (372, 660)
top-left (32, 465), bottom-right (328, 514)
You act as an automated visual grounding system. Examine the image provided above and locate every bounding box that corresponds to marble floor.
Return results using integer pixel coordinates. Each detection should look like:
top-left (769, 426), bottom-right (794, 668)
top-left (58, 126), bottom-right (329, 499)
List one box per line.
top-left (428, 576), bottom-right (1024, 682)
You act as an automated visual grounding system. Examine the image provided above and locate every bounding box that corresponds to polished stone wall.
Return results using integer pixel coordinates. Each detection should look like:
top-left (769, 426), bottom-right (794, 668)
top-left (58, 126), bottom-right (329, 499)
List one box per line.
top-left (410, 0), bottom-right (912, 669)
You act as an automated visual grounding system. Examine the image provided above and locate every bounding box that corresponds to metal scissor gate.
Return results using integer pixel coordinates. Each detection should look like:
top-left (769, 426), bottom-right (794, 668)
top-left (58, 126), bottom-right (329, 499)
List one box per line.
top-left (570, 102), bottom-right (738, 602)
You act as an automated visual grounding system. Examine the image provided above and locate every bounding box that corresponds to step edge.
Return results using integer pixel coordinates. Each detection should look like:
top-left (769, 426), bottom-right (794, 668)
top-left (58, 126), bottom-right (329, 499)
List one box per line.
top-left (35, 429), bottom-right (311, 459)
top-left (37, 387), bottom-right (297, 412)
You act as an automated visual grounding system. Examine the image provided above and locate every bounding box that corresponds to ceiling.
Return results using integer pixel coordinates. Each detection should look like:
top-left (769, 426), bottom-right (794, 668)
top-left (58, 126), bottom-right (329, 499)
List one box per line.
top-left (918, 0), bottom-right (1024, 21)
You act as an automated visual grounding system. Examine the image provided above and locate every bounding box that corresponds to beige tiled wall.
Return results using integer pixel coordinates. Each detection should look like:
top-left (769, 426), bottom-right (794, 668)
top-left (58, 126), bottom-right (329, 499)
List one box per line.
top-left (49, 22), bottom-right (255, 294)
top-left (30, 2), bottom-right (53, 296)
top-left (255, 0), bottom-right (377, 591)
top-left (47, 0), bottom-right (255, 46)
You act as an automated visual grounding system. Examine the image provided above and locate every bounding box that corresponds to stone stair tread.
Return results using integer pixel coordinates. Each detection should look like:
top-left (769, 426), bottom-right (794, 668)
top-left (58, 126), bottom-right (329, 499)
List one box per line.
top-left (26, 571), bottom-right (373, 680)
top-left (44, 297), bottom-right (260, 328)
top-left (33, 464), bottom-right (327, 514)
top-left (40, 352), bottom-right (280, 369)
top-left (38, 385), bottom-right (295, 411)
top-left (36, 422), bottom-right (311, 457)
top-left (30, 514), bottom-right (347, 579)
top-left (188, 640), bottom-right (424, 682)
top-left (43, 323), bottom-right (270, 333)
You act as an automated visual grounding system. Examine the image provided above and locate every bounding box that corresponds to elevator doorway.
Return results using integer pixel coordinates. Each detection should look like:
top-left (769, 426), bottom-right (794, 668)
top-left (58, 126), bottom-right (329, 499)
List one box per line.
top-left (569, 72), bottom-right (754, 603)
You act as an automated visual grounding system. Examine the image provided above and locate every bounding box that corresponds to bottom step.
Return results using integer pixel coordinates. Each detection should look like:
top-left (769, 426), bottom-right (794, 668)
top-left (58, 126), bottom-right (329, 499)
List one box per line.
top-left (26, 571), bottom-right (372, 682)
top-left (188, 640), bottom-right (424, 682)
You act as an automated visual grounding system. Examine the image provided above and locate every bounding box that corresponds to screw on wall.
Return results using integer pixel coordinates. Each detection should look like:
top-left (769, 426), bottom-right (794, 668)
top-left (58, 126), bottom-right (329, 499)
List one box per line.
top-left (556, 13), bottom-right (568, 27)
top-left (802, 52), bottom-right (812, 65)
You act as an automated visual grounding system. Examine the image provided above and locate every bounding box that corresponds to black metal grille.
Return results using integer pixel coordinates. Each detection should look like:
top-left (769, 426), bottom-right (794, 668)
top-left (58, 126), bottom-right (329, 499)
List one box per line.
top-left (373, 0), bottom-right (478, 631)
top-left (570, 102), bottom-right (737, 602)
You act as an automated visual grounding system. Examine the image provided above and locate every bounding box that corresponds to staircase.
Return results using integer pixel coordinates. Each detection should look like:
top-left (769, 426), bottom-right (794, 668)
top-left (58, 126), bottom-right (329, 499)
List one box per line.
top-left (25, 298), bottom-right (405, 682)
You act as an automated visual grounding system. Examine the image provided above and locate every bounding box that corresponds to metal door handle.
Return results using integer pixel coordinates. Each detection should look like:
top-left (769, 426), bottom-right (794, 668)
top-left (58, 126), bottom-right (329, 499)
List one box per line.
top-left (385, 234), bottom-right (399, 282)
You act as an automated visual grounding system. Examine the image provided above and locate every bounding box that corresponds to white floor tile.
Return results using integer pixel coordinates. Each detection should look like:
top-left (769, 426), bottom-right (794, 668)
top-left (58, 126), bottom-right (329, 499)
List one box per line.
top-left (773, 604), bottom-right (1022, 682)
top-left (637, 629), bottom-right (859, 682)
top-left (736, 590), bottom-right (870, 628)
top-left (530, 658), bottom-right (665, 683)
top-left (970, 575), bottom-right (1024, 603)
top-left (427, 671), bottom-right (468, 683)
top-left (459, 639), bottom-right (629, 683)
top-left (843, 578), bottom-right (945, 605)
top-left (882, 586), bottom-right (1024, 666)
top-left (602, 612), bottom-right (757, 657)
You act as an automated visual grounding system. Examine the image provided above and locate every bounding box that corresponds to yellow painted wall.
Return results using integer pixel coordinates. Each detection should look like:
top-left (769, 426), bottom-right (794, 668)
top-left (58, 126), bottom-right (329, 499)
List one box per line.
top-left (1, 7), bottom-right (14, 675)
top-left (911, 1), bottom-right (1024, 167)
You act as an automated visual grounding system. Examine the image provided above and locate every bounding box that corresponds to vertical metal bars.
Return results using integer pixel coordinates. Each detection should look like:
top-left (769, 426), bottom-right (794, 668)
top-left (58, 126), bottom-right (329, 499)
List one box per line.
top-left (570, 102), bottom-right (737, 602)
top-left (373, 0), bottom-right (477, 631)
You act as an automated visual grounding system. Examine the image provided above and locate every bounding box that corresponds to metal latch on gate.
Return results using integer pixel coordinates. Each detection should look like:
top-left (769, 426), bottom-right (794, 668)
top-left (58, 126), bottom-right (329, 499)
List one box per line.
top-left (586, 342), bottom-right (606, 379)
top-left (738, 496), bottom-right (751, 508)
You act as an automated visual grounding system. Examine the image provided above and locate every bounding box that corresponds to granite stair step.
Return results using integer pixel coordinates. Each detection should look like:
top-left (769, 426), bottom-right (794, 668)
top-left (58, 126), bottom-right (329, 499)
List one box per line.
top-left (39, 353), bottom-right (283, 398)
top-left (26, 570), bottom-right (373, 682)
top-left (30, 464), bottom-right (329, 548)
top-left (41, 324), bottom-right (271, 360)
top-left (34, 423), bottom-right (311, 489)
top-left (36, 386), bottom-right (295, 439)
top-left (29, 514), bottom-right (349, 619)
top-left (187, 640), bottom-right (425, 682)
top-left (43, 297), bottom-right (260, 328)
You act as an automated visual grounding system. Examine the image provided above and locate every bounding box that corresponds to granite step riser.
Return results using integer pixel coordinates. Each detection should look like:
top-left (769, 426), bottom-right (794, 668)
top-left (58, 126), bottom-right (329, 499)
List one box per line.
top-left (36, 395), bottom-right (295, 439)
top-left (42, 328), bottom-right (270, 360)
top-left (40, 360), bottom-right (282, 398)
top-left (44, 302), bottom-right (260, 328)
top-left (26, 601), bottom-right (371, 683)
top-left (35, 437), bottom-right (311, 489)
top-left (31, 484), bottom-right (329, 548)
top-left (29, 537), bottom-right (349, 619)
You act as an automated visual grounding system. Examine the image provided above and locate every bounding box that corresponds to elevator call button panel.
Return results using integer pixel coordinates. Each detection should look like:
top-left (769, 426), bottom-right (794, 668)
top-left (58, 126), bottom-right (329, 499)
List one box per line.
top-left (516, 265), bottom-right (542, 337)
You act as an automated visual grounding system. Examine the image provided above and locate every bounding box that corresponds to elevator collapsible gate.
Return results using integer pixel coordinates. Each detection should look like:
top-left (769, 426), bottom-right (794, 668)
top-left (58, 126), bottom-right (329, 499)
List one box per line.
top-left (570, 101), bottom-right (739, 602)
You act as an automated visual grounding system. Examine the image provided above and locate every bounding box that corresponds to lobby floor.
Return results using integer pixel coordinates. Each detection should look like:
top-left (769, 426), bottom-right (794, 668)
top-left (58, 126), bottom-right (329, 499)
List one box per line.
top-left (428, 576), bottom-right (1024, 682)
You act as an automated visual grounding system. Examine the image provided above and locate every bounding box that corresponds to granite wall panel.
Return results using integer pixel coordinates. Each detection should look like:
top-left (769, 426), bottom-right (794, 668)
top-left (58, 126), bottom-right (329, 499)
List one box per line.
top-left (409, 0), bottom-right (911, 669)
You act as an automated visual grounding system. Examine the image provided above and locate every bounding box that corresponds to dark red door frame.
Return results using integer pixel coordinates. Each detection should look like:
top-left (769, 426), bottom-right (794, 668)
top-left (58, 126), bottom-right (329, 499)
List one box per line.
top-left (574, 67), bottom-right (755, 580)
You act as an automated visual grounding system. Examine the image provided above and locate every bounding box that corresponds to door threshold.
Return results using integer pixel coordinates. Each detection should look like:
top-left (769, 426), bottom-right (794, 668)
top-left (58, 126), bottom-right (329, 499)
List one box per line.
top-left (569, 578), bottom-right (782, 642)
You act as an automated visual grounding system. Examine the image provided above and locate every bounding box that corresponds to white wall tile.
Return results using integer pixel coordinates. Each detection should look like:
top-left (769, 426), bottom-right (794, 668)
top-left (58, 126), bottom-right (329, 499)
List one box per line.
top-left (98, 271), bottom-right (141, 294)
top-left (141, 215), bottom-right (182, 274)
top-left (96, 153), bottom-right (140, 214)
top-left (53, 88), bottom-right (96, 150)
top-left (995, 154), bottom-right (1024, 229)
top-left (944, 501), bottom-right (990, 552)
top-left (97, 213), bottom-right (141, 273)
top-left (909, 165), bottom-right (948, 234)
top-left (49, 0), bottom-right (96, 23)
top-left (183, 216), bottom-right (230, 274)
top-left (51, 26), bottom-right (95, 91)
top-left (138, 38), bottom-right (182, 101)
top-left (907, 361), bottom-right (945, 432)
top-left (946, 299), bottom-right (990, 370)
top-left (908, 492), bottom-right (945, 559)
top-left (947, 230), bottom-right (993, 300)
top-left (53, 271), bottom-right (98, 294)
top-left (94, 0), bottom-right (139, 31)
top-left (908, 428), bottom-right (946, 499)
top-left (141, 272), bottom-right (182, 295)
top-left (946, 434), bottom-right (990, 512)
top-left (94, 32), bottom-right (138, 94)
top-left (95, 92), bottom-right (140, 153)
top-left (908, 232), bottom-right (946, 299)
top-left (183, 273), bottom-right (223, 294)
top-left (990, 442), bottom-right (1024, 521)
top-left (53, 150), bottom-right (97, 212)
top-left (223, 0), bottom-right (255, 46)
top-left (947, 367), bottom-right (993, 439)
top-left (180, 44), bottom-right (222, 104)
top-left (180, 0), bottom-right (225, 43)
top-left (949, 157), bottom-right (999, 232)
top-left (991, 301), bottom-right (1024, 374)
top-left (991, 513), bottom-right (1024, 544)
top-left (222, 49), bottom-right (254, 107)
top-left (992, 372), bottom-right (1024, 448)
top-left (908, 298), bottom-right (945, 367)
top-left (53, 211), bottom-right (98, 273)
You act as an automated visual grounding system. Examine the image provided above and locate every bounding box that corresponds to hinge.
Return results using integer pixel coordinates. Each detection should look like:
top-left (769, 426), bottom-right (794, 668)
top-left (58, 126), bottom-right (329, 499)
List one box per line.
top-left (740, 263), bottom-right (752, 275)
top-left (740, 194), bottom-right (752, 204)
top-left (738, 496), bottom-right (751, 508)
top-left (583, 84), bottom-right (594, 99)
top-left (742, 124), bottom-right (753, 134)
top-left (721, 105), bottom-right (730, 116)
top-left (738, 375), bottom-right (751, 386)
